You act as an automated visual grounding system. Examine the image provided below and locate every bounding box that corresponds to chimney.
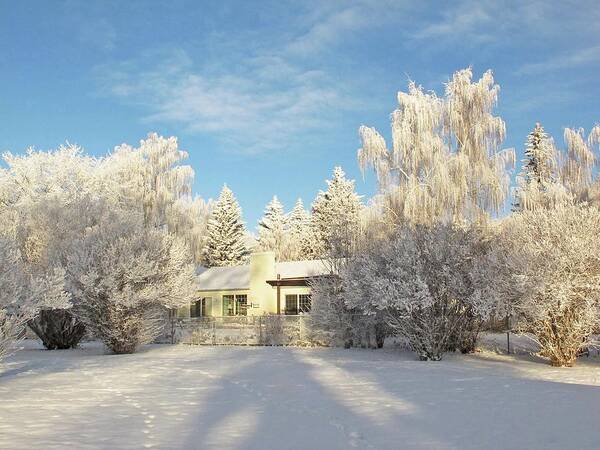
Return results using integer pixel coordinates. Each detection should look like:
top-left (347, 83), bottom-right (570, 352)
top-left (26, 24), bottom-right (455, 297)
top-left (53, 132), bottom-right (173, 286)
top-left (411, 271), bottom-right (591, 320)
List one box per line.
top-left (249, 252), bottom-right (276, 313)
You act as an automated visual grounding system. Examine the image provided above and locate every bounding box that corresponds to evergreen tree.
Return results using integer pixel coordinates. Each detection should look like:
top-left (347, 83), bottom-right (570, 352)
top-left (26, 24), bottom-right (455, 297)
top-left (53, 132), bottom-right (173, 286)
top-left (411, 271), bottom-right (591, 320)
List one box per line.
top-left (283, 198), bottom-right (315, 261)
top-left (203, 185), bottom-right (249, 267)
top-left (514, 123), bottom-right (558, 210)
top-left (257, 195), bottom-right (287, 259)
top-left (312, 167), bottom-right (362, 257)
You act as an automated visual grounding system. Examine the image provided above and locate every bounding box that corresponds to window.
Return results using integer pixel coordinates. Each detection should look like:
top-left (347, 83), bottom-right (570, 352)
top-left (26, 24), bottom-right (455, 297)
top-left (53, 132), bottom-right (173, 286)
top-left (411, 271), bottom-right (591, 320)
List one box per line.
top-left (223, 294), bottom-right (247, 316)
top-left (299, 294), bottom-right (311, 313)
top-left (201, 298), bottom-right (209, 317)
top-left (190, 300), bottom-right (202, 318)
top-left (223, 295), bottom-right (235, 316)
top-left (235, 295), bottom-right (248, 316)
top-left (285, 295), bottom-right (298, 315)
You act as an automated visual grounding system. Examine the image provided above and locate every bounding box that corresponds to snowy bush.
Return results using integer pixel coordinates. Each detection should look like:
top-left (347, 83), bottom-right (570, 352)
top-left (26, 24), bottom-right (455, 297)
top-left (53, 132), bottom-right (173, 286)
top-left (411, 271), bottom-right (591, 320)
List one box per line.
top-left (491, 205), bottom-right (600, 367)
top-left (67, 212), bottom-right (198, 354)
top-left (343, 224), bottom-right (494, 360)
top-left (0, 237), bottom-right (70, 361)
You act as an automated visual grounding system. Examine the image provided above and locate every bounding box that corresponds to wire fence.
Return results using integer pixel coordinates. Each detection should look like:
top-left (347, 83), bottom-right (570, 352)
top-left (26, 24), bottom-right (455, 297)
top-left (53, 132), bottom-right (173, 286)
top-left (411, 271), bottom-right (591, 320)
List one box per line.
top-left (170, 315), bottom-right (330, 346)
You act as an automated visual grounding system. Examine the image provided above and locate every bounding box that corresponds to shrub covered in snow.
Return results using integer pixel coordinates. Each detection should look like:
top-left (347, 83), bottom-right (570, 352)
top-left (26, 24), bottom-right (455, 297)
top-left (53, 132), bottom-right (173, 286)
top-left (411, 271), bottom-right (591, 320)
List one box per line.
top-left (343, 224), bottom-right (494, 360)
top-left (490, 204), bottom-right (600, 366)
top-left (67, 212), bottom-right (198, 354)
top-left (0, 237), bottom-right (70, 361)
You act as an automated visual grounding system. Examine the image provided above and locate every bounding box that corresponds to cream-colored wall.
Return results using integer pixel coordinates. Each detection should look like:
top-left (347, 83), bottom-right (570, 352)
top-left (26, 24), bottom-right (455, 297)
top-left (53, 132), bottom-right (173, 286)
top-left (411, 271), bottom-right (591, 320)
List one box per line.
top-left (249, 252), bottom-right (277, 314)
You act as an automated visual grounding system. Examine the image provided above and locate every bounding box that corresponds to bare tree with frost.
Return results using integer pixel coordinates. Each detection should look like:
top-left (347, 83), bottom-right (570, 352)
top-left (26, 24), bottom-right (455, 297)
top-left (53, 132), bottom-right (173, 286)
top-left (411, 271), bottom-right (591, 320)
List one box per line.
top-left (0, 237), bottom-right (70, 361)
top-left (358, 68), bottom-right (514, 226)
top-left (489, 205), bottom-right (600, 367)
top-left (560, 125), bottom-right (600, 204)
top-left (67, 211), bottom-right (197, 354)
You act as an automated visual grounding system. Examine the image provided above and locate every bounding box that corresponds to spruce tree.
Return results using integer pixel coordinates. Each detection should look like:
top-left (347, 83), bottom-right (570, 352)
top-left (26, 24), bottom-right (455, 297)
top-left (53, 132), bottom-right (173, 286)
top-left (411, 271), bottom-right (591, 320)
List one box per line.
top-left (284, 198), bottom-right (315, 260)
top-left (257, 195), bottom-right (287, 259)
top-left (203, 185), bottom-right (249, 267)
top-left (311, 167), bottom-right (362, 257)
top-left (515, 123), bottom-right (557, 210)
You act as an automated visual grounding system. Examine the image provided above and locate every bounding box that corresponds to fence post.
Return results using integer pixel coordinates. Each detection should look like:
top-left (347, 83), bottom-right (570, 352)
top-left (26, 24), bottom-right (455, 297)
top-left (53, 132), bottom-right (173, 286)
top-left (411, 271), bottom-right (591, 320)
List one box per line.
top-left (212, 319), bottom-right (216, 345)
top-left (258, 315), bottom-right (263, 345)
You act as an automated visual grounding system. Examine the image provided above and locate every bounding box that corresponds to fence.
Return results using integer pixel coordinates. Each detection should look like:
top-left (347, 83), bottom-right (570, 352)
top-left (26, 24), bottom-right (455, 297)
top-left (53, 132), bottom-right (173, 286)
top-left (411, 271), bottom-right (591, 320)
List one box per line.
top-left (171, 315), bottom-right (330, 346)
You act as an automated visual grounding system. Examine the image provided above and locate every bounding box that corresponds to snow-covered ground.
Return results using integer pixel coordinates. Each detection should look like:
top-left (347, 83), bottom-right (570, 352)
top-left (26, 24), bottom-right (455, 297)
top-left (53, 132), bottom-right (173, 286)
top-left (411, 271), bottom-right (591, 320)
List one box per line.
top-left (1, 337), bottom-right (600, 450)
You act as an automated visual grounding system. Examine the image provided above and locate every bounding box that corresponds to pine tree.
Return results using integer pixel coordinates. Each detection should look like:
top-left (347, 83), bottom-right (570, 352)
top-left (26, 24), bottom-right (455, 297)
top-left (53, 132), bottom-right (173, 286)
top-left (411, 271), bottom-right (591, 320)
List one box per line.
top-left (283, 198), bottom-right (315, 260)
top-left (203, 185), bottom-right (249, 267)
top-left (257, 195), bottom-right (287, 259)
top-left (514, 123), bottom-right (558, 210)
top-left (312, 167), bottom-right (362, 257)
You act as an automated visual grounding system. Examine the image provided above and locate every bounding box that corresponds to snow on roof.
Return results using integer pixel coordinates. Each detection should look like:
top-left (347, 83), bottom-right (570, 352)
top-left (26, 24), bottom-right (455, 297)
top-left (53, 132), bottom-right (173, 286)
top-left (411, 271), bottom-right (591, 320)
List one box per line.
top-left (196, 259), bottom-right (330, 291)
top-left (274, 260), bottom-right (329, 279)
top-left (197, 265), bottom-right (250, 291)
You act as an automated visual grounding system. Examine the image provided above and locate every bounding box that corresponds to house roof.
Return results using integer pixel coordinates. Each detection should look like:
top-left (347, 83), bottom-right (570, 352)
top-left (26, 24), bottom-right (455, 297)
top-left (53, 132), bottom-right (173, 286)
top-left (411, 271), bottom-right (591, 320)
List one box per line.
top-left (275, 260), bottom-right (328, 278)
top-left (196, 265), bottom-right (250, 291)
top-left (196, 259), bottom-right (329, 291)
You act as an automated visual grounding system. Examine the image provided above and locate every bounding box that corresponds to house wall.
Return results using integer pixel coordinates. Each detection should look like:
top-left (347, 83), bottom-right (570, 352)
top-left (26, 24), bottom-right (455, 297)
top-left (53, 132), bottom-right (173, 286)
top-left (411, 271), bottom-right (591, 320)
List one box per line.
top-left (185, 252), bottom-right (314, 317)
top-left (177, 289), bottom-right (251, 318)
top-left (249, 252), bottom-right (277, 314)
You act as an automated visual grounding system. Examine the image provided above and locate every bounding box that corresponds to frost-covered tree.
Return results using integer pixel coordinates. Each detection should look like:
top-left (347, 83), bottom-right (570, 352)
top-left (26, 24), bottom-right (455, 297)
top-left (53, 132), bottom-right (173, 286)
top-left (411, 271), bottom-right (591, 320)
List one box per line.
top-left (514, 123), bottom-right (564, 210)
top-left (257, 196), bottom-right (287, 259)
top-left (0, 145), bottom-right (99, 349)
top-left (167, 197), bottom-right (213, 265)
top-left (103, 133), bottom-right (195, 227)
top-left (359, 68), bottom-right (514, 225)
top-left (308, 225), bottom-right (386, 348)
top-left (0, 237), bottom-right (70, 361)
top-left (489, 205), bottom-right (600, 367)
top-left (104, 133), bottom-right (211, 261)
top-left (559, 125), bottom-right (600, 204)
top-left (312, 167), bottom-right (362, 257)
top-left (0, 134), bottom-right (210, 348)
top-left (203, 185), bottom-right (249, 267)
top-left (343, 224), bottom-right (494, 360)
top-left (67, 212), bottom-right (197, 354)
top-left (281, 198), bottom-right (316, 261)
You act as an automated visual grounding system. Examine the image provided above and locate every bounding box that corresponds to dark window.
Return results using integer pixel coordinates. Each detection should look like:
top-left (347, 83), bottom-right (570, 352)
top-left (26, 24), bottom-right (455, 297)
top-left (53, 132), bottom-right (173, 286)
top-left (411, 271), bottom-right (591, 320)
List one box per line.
top-left (285, 294), bottom-right (298, 315)
top-left (190, 300), bottom-right (202, 318)
top-left (235, 295), bottom-right (248, 316)
top-left (223, 295), bottom-right (235, 316)
top-left (299, 294), bottom-right (311, 313)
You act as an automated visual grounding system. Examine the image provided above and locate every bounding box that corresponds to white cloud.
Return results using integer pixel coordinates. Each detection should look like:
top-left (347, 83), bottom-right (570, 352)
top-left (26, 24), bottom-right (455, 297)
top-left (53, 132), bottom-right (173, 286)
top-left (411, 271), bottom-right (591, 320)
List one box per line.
top-left (517, 45), bottom-right (600, 75)
top-left (95, 49), bottom-right (356, 154)
top-left (412, 1), bottom-right (494, 41)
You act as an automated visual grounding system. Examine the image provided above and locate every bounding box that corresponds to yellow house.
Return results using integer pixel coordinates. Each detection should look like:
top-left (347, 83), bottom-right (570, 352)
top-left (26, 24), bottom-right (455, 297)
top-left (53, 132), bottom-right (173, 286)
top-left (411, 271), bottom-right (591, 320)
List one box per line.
top-left (178, 252), bottom-right (329, 318)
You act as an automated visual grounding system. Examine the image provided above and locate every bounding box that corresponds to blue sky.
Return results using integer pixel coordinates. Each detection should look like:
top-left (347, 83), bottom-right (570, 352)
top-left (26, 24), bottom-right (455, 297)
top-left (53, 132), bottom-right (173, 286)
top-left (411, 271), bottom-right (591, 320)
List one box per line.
top-left (1, 0), bottom-right (599, 227)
